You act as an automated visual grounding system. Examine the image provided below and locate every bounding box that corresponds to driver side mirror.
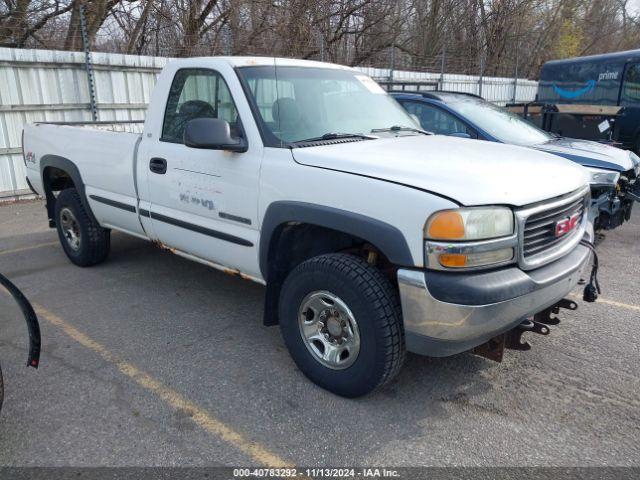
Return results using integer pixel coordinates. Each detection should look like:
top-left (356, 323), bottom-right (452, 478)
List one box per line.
top-left (184, 118), bottom-right (247, 152)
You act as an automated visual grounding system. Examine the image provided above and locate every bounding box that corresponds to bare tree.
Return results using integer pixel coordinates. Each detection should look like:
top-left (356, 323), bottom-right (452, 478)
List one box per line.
top-left (2, 0), bottom-right (640, 78)
top-left (1, 1), bottom-right (74, 47)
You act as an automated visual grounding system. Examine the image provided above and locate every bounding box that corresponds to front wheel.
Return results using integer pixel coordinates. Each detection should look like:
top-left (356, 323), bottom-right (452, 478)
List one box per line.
top-left (279, 254), bottom-right (405, 397)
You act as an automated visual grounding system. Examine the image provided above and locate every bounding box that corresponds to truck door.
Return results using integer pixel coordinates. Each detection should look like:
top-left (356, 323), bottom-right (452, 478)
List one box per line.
top-left (140, 67), bottom-right (262, 278)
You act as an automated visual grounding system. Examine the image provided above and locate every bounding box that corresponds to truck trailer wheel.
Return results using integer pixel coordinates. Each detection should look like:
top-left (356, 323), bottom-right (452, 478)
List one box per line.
top-left (279, 253), bottom-right (405, 397)
top-left (54, 188), bottom-right (110, 267)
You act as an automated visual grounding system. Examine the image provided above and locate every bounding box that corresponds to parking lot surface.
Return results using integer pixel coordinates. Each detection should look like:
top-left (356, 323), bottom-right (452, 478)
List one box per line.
top-left (0, 200), bottom-right (639, 467)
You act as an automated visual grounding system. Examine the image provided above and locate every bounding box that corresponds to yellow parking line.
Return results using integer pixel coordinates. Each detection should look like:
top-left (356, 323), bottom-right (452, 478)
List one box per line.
top-left (594, 297), bottom-right (640, 313)
top-left (0, 241), bottom-right (58, 256)
top-left (34, 303), bottom-right (292, 468)
top-left (571, 293), bottom-right (640, 312)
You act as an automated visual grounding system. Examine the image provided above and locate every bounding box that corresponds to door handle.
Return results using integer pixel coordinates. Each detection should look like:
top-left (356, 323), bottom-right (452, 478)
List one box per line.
top-left (149, 157), bottom-right (167, 174)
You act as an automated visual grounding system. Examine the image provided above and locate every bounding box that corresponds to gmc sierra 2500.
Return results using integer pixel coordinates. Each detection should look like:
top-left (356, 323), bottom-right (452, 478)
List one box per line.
top-left (23, 57), bottom-right (594, 397)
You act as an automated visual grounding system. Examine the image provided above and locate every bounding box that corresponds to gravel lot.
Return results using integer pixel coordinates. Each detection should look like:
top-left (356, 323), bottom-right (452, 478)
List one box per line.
top-left (0, 199), bottom-right (638, 467)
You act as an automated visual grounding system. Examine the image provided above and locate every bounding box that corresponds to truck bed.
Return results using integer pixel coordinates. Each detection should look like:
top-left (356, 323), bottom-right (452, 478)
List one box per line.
top-left (24, 121), bottom-right (144, 235)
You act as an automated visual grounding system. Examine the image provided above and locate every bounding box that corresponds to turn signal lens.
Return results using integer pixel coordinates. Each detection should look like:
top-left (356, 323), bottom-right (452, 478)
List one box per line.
top-left (426, 211), bottom-right (465, 239)
top-left (438, 248), bottom-right (514, 269)
top-left (426, 207), bottom-right (514, 241)
top-left (439, 253), bottom-right (467, 267)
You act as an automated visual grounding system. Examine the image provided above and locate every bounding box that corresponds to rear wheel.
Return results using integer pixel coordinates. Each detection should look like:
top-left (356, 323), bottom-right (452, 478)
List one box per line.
top-left (55, 188), bottom-right (110, 267)
top-left (279, 253), bottom-right (405, 397)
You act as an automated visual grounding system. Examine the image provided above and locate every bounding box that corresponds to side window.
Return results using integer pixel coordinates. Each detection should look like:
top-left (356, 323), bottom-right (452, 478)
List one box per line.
top-left (401, 101), bottom-right (473, 136)
top-left (622, 64), bottom-right (640, 103)
top-left (161, 69), bottom-right (240, 143)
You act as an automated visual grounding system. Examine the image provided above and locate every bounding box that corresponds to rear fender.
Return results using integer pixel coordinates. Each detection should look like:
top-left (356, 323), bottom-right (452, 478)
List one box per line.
top-left (40, 155), bottom-right (97, 226)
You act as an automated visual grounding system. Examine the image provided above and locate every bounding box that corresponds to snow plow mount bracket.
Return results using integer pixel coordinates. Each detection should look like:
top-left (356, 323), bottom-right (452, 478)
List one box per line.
top-left (472, 298), bottom-right (578, 362)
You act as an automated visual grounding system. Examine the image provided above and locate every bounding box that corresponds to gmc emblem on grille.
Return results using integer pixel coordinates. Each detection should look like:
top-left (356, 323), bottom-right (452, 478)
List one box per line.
top-left (554, 213), bottom-right (581, 238)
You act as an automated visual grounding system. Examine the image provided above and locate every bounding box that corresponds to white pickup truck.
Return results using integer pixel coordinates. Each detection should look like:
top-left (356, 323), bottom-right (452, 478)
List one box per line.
top-left (23, 57), bottom-right (594, 397)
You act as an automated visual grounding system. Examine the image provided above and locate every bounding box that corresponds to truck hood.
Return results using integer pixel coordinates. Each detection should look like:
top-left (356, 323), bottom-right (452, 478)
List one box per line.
top-left (533, 137), bottom-right (636, 172)
top-left (291, 135), bottom-right (589, 207)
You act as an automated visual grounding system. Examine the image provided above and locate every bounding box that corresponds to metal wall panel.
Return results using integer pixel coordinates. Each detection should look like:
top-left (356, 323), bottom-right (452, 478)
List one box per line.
top-left (0, 47), bottom-right (165, 199)
top-left (357, 66), bottom-right (538, 104)
top-left (0, 47), bottom-right (536, 199)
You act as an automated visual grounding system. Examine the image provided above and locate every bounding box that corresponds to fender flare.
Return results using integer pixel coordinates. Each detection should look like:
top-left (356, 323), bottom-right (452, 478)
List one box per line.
top-left (0, 273), bottom-right (40, 369)
top-left (259, 201), bottom-right (414, 280)
top-left (40, 155), bottom-right (98, 225)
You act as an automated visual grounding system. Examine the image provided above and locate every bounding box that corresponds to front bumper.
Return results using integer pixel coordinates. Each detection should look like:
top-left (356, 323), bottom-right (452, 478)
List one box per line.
top-left (398, 242), bottom-right (591, 357)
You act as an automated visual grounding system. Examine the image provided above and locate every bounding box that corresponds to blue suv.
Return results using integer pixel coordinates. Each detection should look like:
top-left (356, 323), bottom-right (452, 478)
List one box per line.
top-left (392, 91), bottom-right (640, 231)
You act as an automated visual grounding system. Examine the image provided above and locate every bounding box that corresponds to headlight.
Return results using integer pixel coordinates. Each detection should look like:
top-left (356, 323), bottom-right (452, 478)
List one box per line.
top-left (425, 207), bottom-right (514, 241)
top-left (424, 207), bottom-right (516, 270)
top-left (586, 167), bottom-right (620, 186)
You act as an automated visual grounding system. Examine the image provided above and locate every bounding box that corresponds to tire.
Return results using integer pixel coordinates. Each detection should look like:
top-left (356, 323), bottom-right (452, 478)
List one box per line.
top-left (54, 188), bottom-right (110, 267)
top-left (279, 253), bottom-right (405, 397)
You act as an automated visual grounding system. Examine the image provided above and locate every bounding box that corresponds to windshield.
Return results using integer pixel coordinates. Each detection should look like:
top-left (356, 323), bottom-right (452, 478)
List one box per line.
top-left (446, 99), bottom-right (554, 146)
top-left (237, 66), bottom-right (418, 145)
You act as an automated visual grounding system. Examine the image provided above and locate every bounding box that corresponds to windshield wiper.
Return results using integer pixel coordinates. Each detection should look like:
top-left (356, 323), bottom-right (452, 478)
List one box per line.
top-left (371, 125), bottom-right (432, 135)
top-left (292, 132), bottom-right (377, 144)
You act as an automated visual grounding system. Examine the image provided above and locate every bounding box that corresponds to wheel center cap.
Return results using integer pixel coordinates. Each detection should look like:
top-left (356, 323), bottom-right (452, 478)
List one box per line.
top-left (326, 317), bottom-right (342, 337)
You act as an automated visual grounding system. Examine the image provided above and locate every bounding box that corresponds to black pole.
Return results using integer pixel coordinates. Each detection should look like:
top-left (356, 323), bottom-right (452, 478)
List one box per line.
top-left (79, 4), bottom-right (98, 122)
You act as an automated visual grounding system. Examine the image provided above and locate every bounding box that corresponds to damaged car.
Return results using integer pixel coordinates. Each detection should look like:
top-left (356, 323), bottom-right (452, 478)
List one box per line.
top-left (393, 91), bottom-right (640, 232)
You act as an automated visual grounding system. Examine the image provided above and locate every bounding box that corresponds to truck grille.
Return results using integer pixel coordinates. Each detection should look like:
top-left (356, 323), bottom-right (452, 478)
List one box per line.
top-left (523, 197), bottom-right (585, 257)
top-left (516, 187), bottom-right (590, 270)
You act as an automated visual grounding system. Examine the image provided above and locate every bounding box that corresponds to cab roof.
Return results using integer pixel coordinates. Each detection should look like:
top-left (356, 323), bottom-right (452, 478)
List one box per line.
top-left (170, 56), bottom-right (355, 71)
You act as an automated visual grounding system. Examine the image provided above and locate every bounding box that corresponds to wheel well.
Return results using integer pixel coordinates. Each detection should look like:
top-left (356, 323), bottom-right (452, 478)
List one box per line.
top-left (42, 166), bottom-right (76, 227)
top-left (262, 222), bottom-right (395, 326)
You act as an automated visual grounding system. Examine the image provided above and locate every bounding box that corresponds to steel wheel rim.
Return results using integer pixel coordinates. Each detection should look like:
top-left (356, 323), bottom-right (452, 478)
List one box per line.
top-left (298, 290), bottom-right (360, 370)
top-left (59, 207), bottom-right (81, 251)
